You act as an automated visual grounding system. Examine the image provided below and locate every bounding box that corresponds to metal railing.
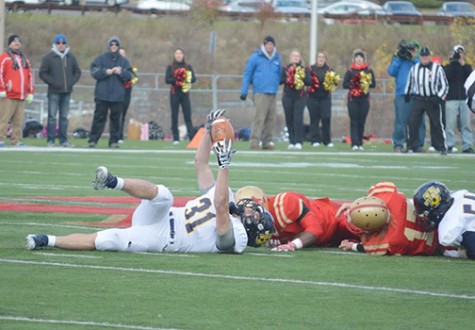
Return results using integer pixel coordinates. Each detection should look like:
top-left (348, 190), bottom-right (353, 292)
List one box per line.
top-left (27, 70), bottom-right (397, 140)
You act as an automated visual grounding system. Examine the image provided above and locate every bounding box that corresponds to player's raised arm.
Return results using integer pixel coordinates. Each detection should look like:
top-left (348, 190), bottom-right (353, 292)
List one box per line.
top-left (194, 109), bottom-right (226, 193)
top-left (212, 139), bottom-right (236, 237)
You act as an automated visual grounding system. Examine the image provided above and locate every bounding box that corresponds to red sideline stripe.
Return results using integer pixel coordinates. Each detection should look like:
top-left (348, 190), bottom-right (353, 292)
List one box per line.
top-left (23, 196), bottom-right (192, 206)
top-left (0, 202), bottom-right (134, 214)
top-left (0, 197), bottom-right (194, 214)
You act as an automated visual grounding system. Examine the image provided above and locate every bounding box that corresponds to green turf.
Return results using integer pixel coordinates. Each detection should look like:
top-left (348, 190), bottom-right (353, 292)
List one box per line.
top-left (1, 139), bottom-right (474, 329)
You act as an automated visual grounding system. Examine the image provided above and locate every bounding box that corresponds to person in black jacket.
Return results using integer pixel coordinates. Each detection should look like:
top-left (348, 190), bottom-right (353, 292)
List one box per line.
top-left (343, 49), bottom-right (376, 150)
top-left (280, 49), bottom-right (310, 150)
top-left (165, 48), bottom-right (196, 144)
top-left (443, 45), bottom-right (473, 154)
top-left (88, 36), bottom-right (132, 149)
top-left (39, 34), bottom-right (81, 148)
top-left (306, 52), bottom-right (338, 148)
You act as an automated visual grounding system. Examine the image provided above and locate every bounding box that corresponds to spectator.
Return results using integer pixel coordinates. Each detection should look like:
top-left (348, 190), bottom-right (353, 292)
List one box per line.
top-left (342, 49), bottom-right (376, 150)
top-left (165, 48), bottom-right (196, 144)
top-left (240, 36), bottom-right (282, 150)
top-left (280, 49), bottom-right (310, 150)
top-left (0, 34), bottom-right (34, 148)
top-left (39, 33), bottom-right (81, 148)
top-left (307, 51), bottom-right (339, 148)
top-left (88, 36), bottom-right (132, 149)
top-left (118, 47), bottom-right (138, 144)
top-left (387, 40), bottom-right (425, 153)
top-left (404, 47), bottom-right (448, 155)
top-left (443, 45), bottom-right (473, 154)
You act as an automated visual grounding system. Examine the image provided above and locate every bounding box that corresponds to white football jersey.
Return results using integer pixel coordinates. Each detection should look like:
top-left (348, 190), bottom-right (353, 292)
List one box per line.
top-left (166, 187), bottom-right (248, 253)
top-left (95, 186), bottom-right (248, 254)
top-left (438, 190), bottom-right (475, 247)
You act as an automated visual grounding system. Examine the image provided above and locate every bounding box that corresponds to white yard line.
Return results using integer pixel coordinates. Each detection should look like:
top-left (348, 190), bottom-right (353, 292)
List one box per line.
top-left (0, 316), bottom-right (177, 330)
top-left (1, 258), bottom-right (473, 301)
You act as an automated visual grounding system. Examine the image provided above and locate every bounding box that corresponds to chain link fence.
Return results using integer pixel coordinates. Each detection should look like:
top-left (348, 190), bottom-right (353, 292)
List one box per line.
top-left (27, 69), bottom-right (398, 142)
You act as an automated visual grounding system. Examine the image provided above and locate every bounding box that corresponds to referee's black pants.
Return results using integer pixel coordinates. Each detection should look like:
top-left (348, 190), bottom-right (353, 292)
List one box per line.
top-left (408, 97), bottom-right (446, 152)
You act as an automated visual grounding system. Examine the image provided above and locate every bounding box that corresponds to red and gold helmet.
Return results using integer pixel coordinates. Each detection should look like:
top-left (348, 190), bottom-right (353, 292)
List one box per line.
top-left (347, 196), bottom-right (390, 234)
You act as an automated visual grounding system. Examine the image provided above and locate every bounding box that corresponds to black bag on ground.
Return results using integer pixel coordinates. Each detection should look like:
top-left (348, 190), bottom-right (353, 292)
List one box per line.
top-left (148, 121), bottom-right (165, 140)
top-left (23, 120), bottom-right (43, 138)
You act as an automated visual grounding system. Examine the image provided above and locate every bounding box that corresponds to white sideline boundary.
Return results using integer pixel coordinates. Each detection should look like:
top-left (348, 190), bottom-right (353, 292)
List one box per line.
top-left (0, 315), bottom-right (177, 330)
top-left (0, 146), bottom-right (472, 158)
top-left (1, 258), bottom-right (474, 301)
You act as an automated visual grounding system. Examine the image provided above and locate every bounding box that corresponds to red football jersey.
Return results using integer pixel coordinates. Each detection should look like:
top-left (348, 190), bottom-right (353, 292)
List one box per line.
top-left (361, 182), bottom-right (438, 255)
top-left (267, 192), bottom-right (354, 246)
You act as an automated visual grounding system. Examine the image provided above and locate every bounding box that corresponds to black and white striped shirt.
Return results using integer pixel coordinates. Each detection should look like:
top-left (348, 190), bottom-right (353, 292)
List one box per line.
top-left (405, 62), bottom-right (448, 99)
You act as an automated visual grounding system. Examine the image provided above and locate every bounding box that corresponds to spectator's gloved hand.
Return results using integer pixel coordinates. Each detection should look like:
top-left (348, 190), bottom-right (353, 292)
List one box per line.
top-left (240, 94), bottom-right (247, 101)
top-left (26, 94), bottom-right (33, 104)
top-left (212, 139), bottom-right (236, 169)
top-left (404, 94), bottom-right (411, 103)
top-left (0, 91), bottom-right (6, 98)
top-left (272, 241), bottom-right (297, 252)
top-left (205, 109), bottom-right (226, 133)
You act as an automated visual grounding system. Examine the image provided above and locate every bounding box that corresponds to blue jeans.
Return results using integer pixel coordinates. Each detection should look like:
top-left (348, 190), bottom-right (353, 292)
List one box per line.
top-left (47, 93), bottom-right (71, 144)
top-left (445, 100), bottom-right (473, 150)
top-left (392, 95), bottom-right (425, 148)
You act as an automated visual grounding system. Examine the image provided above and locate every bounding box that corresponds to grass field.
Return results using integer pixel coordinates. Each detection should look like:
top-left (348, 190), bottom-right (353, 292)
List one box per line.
top-left (1, 138), bottom-right (474, 330)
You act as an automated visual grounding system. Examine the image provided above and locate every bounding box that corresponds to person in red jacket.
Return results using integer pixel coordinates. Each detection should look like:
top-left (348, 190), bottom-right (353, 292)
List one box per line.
top-left (0, 34), bottom-right (34, 147)
top-left (338, 181), bottom-right (439, 256)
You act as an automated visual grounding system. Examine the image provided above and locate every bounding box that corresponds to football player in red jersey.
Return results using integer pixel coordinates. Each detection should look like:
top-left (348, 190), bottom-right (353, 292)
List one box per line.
top-left (234, 186), bottom-right (357, 251)
top-left (338, 181), bottom-right (439, 256)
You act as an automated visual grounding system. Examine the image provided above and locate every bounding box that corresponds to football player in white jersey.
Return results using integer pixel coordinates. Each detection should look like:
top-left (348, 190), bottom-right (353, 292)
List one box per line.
top-left (26, 110), bottom-right (248, 253)
top-left (413, 181), bottom-right (475, 259)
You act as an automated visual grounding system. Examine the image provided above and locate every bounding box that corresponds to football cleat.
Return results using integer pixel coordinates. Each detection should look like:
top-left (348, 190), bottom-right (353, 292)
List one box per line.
top-left (93, 166), bottom-right (111, 190)
top-left (26, 234), bottom-right (48, 250)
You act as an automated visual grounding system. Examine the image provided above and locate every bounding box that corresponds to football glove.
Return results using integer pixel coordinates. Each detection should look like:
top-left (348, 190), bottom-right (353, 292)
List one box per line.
top-left (205, 109), bottom-right (226, 133)
top-left (212, 139), bottom-right (236, 169)
top-left (272, 241), bottom-right (297, 252)
top-left (26, 94), bottom-right (33, 104)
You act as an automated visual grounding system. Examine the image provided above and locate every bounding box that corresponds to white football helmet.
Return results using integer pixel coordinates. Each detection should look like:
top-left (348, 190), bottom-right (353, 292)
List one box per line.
top-left (347, 196), bottom-right (390, 234)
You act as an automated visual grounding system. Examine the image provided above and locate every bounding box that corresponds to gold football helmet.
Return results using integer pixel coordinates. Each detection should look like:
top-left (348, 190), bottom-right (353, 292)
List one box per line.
top-left (234, 186), bottom-right (269, 209)
top-left (347, 196), bottom-right (390, 233)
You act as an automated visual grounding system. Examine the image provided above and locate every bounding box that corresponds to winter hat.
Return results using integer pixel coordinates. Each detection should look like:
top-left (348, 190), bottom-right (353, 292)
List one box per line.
top-left (420, 47), bottom-right (431, 56)
top-left (53, 34), bottom-right (67, 44)
top-left (263, 36), bottom-right (275, 46)
top-left (453, 44), bottom-right (465, 53)
top-left (353, 49), bottom-right (365, 59)
top-left (8, 34), bottom-right (21, 46)
top-left (107, 36), bottom-right (121, 48)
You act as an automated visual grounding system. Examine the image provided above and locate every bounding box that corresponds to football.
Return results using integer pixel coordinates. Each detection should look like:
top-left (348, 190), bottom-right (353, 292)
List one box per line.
top-left (210, 116), bottom-right (235, 143)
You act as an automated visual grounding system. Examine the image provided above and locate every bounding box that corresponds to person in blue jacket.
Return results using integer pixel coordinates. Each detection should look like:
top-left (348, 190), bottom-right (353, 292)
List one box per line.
top-left (240, 36), bottom-right (282, 150)
top-left (88, 36), bottom-right (132, 149)
top-left (387, 40), bottom-right (425, 153)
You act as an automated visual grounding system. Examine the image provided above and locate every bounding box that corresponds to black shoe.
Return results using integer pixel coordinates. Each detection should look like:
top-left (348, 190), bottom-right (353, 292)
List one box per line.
top-left (26, 234), bottom-right (48, 250)
top-left (463, 148), bottom-right (474, 154)
top-left (109, 143), bottom-right (119, 149)
top-left (440, 150), bottom-right (448, 156)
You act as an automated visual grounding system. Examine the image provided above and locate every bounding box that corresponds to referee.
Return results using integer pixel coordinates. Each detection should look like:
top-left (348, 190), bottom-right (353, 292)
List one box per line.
top-left (404, 47), bottom-right (448, 155)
